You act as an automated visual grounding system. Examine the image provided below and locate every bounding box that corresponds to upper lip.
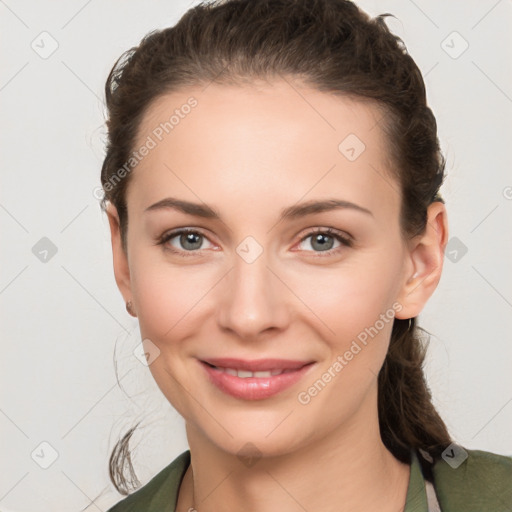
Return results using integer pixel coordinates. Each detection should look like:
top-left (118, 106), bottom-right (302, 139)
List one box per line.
top-left (201, 358), bottom-right (313, 371)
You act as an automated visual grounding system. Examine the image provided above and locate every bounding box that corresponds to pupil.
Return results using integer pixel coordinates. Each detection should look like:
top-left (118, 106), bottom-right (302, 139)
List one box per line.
top-left (183, 232), bottom-right (201, 250)
top-left (313, 234), bottom-right (333, 251)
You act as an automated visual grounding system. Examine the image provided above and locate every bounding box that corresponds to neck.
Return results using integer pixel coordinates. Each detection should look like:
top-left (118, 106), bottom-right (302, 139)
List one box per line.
top-left (176, 388), bottom-right (411, 512)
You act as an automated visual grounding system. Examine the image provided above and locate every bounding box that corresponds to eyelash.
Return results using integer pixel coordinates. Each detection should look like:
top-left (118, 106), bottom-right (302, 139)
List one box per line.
top-left (156, 227), bottom-right (353, 258)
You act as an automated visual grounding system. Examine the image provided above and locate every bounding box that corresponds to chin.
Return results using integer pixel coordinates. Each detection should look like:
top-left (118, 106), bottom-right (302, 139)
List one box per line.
top-left (189, 407), bottom-right (317, 460)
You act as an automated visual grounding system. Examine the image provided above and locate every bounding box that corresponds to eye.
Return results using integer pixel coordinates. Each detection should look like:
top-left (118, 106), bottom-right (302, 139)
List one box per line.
top-left (157, 226), bottom-right (353, 258)
top-left (296, 227), bottom-right (353, 256)
top-left (157, 228), bottom-right (214, 257)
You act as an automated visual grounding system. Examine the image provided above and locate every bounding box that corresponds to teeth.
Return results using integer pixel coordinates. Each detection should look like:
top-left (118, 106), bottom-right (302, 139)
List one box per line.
top-left (213, 366), bottom-right (286, 378)
top-left (254, 370), bottom-right (272, 378)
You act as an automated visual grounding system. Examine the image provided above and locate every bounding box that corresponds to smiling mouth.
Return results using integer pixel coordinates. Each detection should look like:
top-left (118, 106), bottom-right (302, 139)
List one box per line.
top-left (199, 358), bottom-right (315, 400)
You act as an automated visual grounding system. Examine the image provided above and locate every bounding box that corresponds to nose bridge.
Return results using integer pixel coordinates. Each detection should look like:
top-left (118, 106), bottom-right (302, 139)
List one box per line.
top-left (217, 235), bottom-right (288, 338)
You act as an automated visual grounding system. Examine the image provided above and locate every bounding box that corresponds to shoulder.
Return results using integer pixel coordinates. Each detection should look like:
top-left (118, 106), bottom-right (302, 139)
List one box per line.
top-left (106, 450), bottom-right (191, 512)
top-left (432, 447), bottom-right (512, 511)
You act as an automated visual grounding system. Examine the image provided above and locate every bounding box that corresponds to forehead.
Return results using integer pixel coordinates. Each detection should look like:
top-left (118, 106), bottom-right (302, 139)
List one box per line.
top-left (127, 79), bottom-right (399, 223)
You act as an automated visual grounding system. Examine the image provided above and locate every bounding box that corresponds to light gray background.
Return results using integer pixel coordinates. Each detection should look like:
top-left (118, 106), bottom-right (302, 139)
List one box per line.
top-left (1, 1), bottom-right (511, 511)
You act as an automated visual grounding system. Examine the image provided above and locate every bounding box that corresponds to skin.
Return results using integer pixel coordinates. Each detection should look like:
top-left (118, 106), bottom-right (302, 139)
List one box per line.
top-left (106, 78), bottom-right (448, 512)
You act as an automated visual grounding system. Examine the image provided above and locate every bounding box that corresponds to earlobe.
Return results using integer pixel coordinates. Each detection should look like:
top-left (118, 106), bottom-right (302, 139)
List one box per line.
top-left (395, 202), bottom-right (449, 320)
top-left (105, 202), bottom-right (133, 306)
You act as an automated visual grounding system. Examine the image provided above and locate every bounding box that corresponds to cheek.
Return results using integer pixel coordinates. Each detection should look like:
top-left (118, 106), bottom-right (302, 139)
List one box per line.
top-left (130, 255), bottom-right (217, 342)
top-left (290, 252), bottom-right (401, 349)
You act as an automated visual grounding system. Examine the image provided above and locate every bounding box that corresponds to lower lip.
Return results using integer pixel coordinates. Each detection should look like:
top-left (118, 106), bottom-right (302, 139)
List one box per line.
top-left (200, 361), bottom-right (314, 400)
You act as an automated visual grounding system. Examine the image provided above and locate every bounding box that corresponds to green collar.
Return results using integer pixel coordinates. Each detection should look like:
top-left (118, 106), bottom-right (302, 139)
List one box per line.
top-left (137, 449), bottom-right (429, 512)
top-left (404, 449), bottom-right (429, 512)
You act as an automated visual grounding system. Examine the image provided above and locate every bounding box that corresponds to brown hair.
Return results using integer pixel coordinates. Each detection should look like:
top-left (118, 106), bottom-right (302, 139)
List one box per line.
top-left (100, 0), bottom-right (451, 495)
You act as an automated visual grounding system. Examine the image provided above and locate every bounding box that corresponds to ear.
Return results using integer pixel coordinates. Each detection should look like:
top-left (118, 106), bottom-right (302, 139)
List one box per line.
top-left (105, 202), bottom-right (133, 307)
top-left (395, 202), bottom-right (449, 319)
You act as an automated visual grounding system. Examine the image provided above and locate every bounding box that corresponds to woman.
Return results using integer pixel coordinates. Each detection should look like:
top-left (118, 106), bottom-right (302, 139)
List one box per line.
top-left (100, 0), bottom-right (512, 510)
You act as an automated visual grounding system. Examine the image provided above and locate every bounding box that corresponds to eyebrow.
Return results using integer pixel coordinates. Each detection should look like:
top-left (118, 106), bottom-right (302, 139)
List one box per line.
top-left (144, 197), bottom-right (373, 221)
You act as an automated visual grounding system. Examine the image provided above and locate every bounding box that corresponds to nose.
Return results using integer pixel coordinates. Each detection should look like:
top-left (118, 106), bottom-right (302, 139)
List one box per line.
top-left (216, 243), bottom-right (290, 340)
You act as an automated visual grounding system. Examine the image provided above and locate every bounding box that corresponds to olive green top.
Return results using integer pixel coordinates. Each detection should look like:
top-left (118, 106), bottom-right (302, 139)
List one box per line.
top-left (107, 448), bottom-right (512, 511)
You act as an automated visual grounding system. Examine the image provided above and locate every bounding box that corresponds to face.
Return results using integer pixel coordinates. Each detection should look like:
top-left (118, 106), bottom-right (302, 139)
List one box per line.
top-left (107, 78), bottom-right (437, 458)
